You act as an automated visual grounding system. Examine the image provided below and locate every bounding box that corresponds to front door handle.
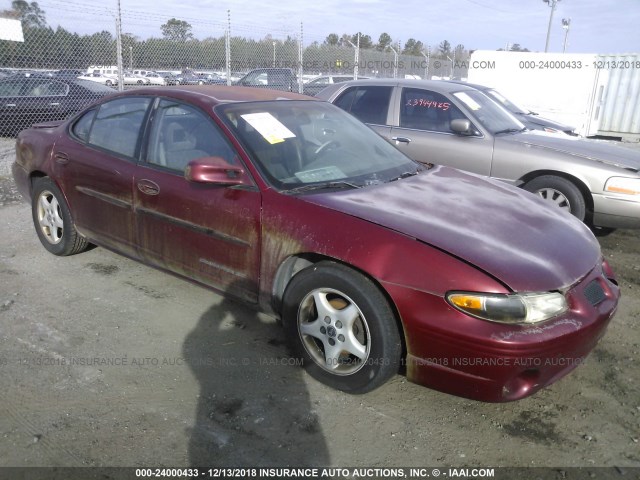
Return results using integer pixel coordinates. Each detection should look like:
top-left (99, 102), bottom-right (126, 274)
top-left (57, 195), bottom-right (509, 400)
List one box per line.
top-left (391, 136), bottom-right (412, 144)
top-left (137, 179), bottom-right (160, 196)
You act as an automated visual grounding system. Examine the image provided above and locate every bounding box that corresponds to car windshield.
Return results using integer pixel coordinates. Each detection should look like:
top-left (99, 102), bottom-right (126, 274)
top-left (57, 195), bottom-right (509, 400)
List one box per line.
top-left (453, 90), bottom-right (525, 135)
top-left (484, 89), bottom-right (529, 115)
top-left (218, 100), bottom-right (425, 192)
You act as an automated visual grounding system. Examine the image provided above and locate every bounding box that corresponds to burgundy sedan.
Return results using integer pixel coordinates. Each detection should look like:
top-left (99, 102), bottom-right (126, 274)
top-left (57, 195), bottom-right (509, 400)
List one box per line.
top-left (12, 86), bottom-right (620, 401)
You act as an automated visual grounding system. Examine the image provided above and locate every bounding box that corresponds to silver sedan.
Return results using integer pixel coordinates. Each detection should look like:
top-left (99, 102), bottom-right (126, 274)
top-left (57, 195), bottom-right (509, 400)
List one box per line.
top-left (317, 79), bottom-right (640, 231)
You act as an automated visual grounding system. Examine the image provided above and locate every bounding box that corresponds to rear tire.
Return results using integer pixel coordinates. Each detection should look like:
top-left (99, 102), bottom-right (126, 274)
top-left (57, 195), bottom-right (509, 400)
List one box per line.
top-left (31, 177), bottom-right (88, 256)
top-left (523, 175), bottom-right (586, 221)
top-left (282, 261), bottom-right (401, 394)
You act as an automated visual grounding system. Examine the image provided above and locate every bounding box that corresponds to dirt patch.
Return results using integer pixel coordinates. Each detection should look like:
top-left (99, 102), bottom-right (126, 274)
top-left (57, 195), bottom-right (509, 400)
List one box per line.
top-left (85, 263), bottom-right (120, 275)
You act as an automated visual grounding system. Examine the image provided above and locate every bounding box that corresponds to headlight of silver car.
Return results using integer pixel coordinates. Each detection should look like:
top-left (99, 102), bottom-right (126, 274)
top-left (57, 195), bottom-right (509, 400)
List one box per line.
top-left (446, 291), bottom-right (568, 324)
top-left (604, 177), bottom-right (640, 197)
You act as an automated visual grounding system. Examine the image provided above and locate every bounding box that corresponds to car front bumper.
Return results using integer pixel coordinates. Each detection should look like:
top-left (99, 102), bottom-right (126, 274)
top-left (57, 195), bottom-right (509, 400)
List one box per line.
top-left (592, 193), bottom-right (640, 229)
top-left (385, 262), bottom-right (619, 402)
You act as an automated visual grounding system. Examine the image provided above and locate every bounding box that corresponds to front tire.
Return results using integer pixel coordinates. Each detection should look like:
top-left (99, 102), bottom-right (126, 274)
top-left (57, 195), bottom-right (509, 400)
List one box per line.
top-left (523, 175), bottom-right (586, 221)
top-left (282, 261), bottom-right (401, 394)
top-left (31, 177), bottom-right (88, 256)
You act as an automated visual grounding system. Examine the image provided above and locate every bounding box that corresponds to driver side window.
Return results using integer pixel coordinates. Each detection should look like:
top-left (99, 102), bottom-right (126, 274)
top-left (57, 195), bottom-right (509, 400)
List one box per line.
top-left (400, 88), bottom-right (467, 133)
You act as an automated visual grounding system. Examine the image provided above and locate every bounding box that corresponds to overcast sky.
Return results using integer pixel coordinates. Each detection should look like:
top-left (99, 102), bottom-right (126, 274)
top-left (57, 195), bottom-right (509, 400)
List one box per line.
top-left (9, 0), bottom-right (640, 53)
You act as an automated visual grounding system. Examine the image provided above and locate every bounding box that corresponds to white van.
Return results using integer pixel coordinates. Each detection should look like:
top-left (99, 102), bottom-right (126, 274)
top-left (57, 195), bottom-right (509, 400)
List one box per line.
top-left (87, 65), bottom-right (119, 76)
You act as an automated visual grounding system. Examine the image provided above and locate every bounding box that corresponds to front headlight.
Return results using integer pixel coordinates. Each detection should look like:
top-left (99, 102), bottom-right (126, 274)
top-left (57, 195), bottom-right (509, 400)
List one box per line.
top-left (604, 177), bottom-right (640, 196)
top-left (446, 291), bottom-right (568, 324)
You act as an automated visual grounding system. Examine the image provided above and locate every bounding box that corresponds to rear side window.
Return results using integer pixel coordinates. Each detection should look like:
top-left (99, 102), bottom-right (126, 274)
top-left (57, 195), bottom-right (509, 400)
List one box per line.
top-left (333, 86), bottom-right (392, 125)
top-left (24, 80), bottom-right (69, 97)
top-left (87, 97), bottom-right (151, 158)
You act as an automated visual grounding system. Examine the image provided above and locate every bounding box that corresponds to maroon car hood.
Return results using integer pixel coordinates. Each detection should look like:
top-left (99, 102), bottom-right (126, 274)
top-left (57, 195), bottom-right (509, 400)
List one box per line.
top-left (303, 166), bottom-right (600, 292)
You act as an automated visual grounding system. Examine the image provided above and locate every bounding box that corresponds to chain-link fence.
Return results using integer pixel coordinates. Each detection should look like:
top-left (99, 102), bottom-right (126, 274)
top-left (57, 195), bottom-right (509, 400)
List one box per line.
top-left (0, 5), bottom-right (469, 136)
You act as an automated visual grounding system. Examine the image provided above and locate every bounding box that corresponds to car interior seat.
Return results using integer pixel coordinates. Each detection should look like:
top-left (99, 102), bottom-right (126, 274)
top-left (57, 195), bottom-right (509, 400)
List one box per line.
top-left (162, 122), bottom-right (208, 171)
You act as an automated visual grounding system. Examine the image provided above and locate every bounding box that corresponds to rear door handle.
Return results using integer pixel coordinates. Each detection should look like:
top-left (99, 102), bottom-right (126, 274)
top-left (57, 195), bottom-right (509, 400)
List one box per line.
top-left (391, 136), bottom-right (412, 144)
top-left (137, 179), bottom-right (160, 196)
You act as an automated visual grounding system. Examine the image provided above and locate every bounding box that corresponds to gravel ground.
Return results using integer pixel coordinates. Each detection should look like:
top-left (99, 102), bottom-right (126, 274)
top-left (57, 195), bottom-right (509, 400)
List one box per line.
top-left (0, 136), bottom-right (639, 476)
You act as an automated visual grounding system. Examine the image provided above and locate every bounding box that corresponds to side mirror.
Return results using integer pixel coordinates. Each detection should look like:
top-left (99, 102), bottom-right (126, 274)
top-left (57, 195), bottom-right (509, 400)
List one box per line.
top-left (185, 157), bottom-right (247, 186)
top-left (450, 119), bottom-right (473, 135)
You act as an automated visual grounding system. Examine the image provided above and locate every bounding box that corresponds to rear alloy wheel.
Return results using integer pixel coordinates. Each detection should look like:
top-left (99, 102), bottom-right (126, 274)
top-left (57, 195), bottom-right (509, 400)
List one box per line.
top-left (282, 261), bottom-right (401, 393)
top-left (523, 175), bottom-right (586, 221)
top-left (31, 177), bottom-right (88, 256)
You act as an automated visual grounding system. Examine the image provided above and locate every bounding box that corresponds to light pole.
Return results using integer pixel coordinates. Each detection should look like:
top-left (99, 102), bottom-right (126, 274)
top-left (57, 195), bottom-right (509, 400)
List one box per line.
top-left (421, 47), bottom-right (430, 79)
top-left (346, 33), bottom-right (360, 80)
top-left (543, 0), bottom-right (560, 52)
top-left (562, 18), bottom-right (571, 53)
top-left (388, 44), bottom-right (399, 78)
top-left (272, 41), bottom-right (276, 67)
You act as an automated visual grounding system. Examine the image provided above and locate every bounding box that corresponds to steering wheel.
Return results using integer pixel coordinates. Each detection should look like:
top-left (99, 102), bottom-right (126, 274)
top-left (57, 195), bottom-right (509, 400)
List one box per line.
top-left (314, 140), bottom-right (340, 157)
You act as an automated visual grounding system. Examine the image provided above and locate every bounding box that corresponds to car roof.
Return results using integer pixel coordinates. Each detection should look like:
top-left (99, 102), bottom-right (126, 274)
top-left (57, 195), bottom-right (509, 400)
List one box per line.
top-left (332, 78), bottom-right (480, 94)
top-left (116, 85), bottom-right (314, 105)
top-left (444, 79), bottom-right (491, 91)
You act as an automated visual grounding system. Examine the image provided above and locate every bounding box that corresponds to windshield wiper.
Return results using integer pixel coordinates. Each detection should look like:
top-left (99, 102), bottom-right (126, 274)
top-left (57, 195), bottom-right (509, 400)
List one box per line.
top-left (494, 127), bottom-right (526, 135)
top-left (283, 181), bottom-right (361, 195)
top-left (388, 170), bottom-right (421, 182)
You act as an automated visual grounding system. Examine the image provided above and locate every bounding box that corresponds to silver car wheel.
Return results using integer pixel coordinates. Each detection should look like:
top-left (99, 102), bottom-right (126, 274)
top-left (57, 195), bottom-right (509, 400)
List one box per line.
top-left (535, 188), bottom-right (571, 211)
top-left (36, 190), bottom-right (64, 244)
top-left (297, 288), bottom-right (370, 375)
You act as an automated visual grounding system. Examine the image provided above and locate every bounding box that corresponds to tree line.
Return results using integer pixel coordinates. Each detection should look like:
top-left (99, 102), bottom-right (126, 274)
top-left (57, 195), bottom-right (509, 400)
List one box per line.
top-left (1, 1), bottom-right (530, 75)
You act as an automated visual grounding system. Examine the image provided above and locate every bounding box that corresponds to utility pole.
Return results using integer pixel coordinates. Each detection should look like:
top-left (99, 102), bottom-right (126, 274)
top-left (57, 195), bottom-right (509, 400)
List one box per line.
top-left (115, 0), bottom-right (124, 91)
top-left (272, 41), bottom-right (276, 68)
top-left (543, 0), bottom-right (560, 53)
top-left (225, 10), bottom-right (231, 86)
top-left (562, 18), bottom-right (571, 53)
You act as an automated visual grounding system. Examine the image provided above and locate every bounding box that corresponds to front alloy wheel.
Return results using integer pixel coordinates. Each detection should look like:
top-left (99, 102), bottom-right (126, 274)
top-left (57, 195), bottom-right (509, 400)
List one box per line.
top-left (283, 261), bottom-right (401, 393)
top-left (298, 288), bottom-right (370, 375)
